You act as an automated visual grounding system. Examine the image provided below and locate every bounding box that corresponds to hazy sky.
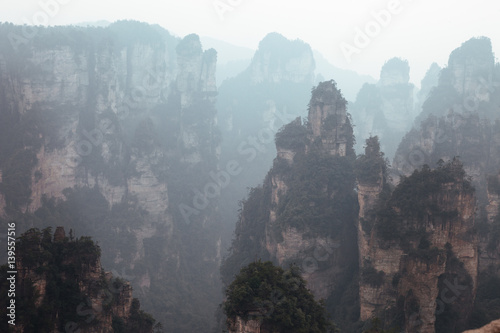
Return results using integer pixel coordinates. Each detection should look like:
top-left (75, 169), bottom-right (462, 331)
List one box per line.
top-left (2, 0), bottom-right (500, 86)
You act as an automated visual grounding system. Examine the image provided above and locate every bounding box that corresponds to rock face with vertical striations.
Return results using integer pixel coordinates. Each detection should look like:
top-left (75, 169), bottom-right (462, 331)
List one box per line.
top-left (0, 227), bottom-right (153, 333)
top-left (306, 81), bottom-right (352, 156)
top-left (220, 37), bottom-right (500, 333)
top-left (0, 21), bottom-right (222, 332)
top-left (248, 32), bottom-right (315, 85)
top-left (392, 38), bottom-right (500, 306)
top-left (356, 152), bottom-right (478, 333)
top-left (350, 57), bottom-right (415, 158)
top-left (220, 80), bottom-right (359, 331)
top-left (227, 317), bottom-right (265, 333)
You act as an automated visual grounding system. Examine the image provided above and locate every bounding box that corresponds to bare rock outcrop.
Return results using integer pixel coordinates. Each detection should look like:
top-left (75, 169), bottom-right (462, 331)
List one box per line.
top-left (463, 319), bottom-right (500, 333)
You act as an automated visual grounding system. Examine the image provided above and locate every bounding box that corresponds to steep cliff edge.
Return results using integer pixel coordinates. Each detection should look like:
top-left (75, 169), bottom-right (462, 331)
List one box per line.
top-left (0, 22), bottom-right (222, 332)
top-left (216, 33), bottom-right (316, 253)
top-left (221, 80), bottom-right (360, 331)
top-left (248, 32), bottom-right (315, 85)
top-left (391, 39), bottom-right (500, 321)
top-left (0, 227), bottom-right (157, 333)
top-left (480, 173), bottom-right (500, 269)
top-left (223, 261), bottom-right (333, 333)
top-left (394, 37), bottom-right (500, 183)
top-left (350, 57), bottom-right (415, 158)
top-left (357, 153), bottom-right (478, 333)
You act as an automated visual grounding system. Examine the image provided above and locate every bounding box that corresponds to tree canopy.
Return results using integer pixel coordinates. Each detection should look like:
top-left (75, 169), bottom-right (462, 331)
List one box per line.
top-left (224, 260), bottom-right (335, 333)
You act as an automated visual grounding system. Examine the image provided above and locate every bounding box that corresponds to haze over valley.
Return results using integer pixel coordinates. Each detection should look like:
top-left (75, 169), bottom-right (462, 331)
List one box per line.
top-left (1, 2), bottom-right (500, 333)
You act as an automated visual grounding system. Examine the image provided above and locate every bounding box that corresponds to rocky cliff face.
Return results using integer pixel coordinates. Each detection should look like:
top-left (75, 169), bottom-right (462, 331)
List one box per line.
top-left (353, 37), bottom-right (500, 333)
top-left (481, 173), bottom-right (500, 270)
top-left (215, 33), bottom-right (317, 273)
top-left (392, 37), bottom-right (500, 280)
top-left (221, 80), bottom-right (359, 331)
top-left (377, 58), bottom-right (415, 132)
top-left (350, 57), bottom-right (415, 158)
top-left (0, 23), bottom-right (216, 217)
top-left (249, 32), bottom-right (315, 85)
top-left (357, 158), bottom-right (478, 333)
top-left (0, 22), bottom-right (221, 332)
top-left (463, 319), bottom-right (500, 333)
top-left (227, 317), bottom-right (264, 333)
top-left (447, 38), bottom-right (495, 99)
top-left (267, 81), bottom-right (356, 300)
top-left (305, 81), bottom-right (352, 156)
top-left (2, 227), bottom-right (152, 333)
top-left (415, 63), bottom-right (441, 117)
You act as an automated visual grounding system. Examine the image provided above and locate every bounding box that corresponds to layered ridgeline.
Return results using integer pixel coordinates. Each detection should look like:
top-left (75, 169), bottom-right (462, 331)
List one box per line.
top-left (216, 32), bottom-right (316, 245)
top-left (394, 37), bottom-right (500, 183)
top-left (350, 57), bottom-right (415, 158)
top-left (392, 37), bottom-right (500, 328)
top-left (356, 37), bottom-right (500, 332)
top-left (357, 140), bottom-right (478, 332)
top-left (414, 62), bottom-right (442, 119)
top-left (0, 227), bottom-right (157, 333)
top-left (313, 50), bottom-right (377, 101)
top-left (0, 21), bottom-right (222, 331)
top-left (221, 40), bottom-right (500, 332)
top-left (220, 80), bottom-right (361, 331)
top-left (223, 261), bottom-right (334, 333)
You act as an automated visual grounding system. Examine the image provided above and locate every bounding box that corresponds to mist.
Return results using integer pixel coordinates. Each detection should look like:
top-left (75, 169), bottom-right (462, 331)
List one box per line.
top-left (1, 1), bottom-right (500, 333)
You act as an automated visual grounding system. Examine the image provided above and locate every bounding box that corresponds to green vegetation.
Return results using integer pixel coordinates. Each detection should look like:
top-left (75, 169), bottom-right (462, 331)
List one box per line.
top-left (224, 261), bottom-right (335, 333)
top-left (0, 227), bottom-right (157, 333)
top-left (220, 185), bottom-right (272, 285)
top-left (275, 118), bottom-right (308, 150)
top-left (375, 158), bottom-right (473, 241)
top-left (2, 182), bottom-right (220, 332)
top-left (391, 159), bottom-right (472, 215)
top-left (4, 186), bottom-right (146, 278)
top-left (221, 80), bottom-right (360, 332)
top-left (126, 299), bottom-right (158, 333)
top-left (0, 20), bottom-right (182, 210)
top-left (355, 136), bottom-right (387, 185)
top-left (274, 150), bottom-right (358, 235)
top-left (309, 80), bottom-right (347, 110)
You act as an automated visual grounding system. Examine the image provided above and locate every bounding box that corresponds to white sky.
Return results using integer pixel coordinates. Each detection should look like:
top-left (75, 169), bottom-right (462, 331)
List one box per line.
top-left (2, 0), bottom-right (500, 86)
